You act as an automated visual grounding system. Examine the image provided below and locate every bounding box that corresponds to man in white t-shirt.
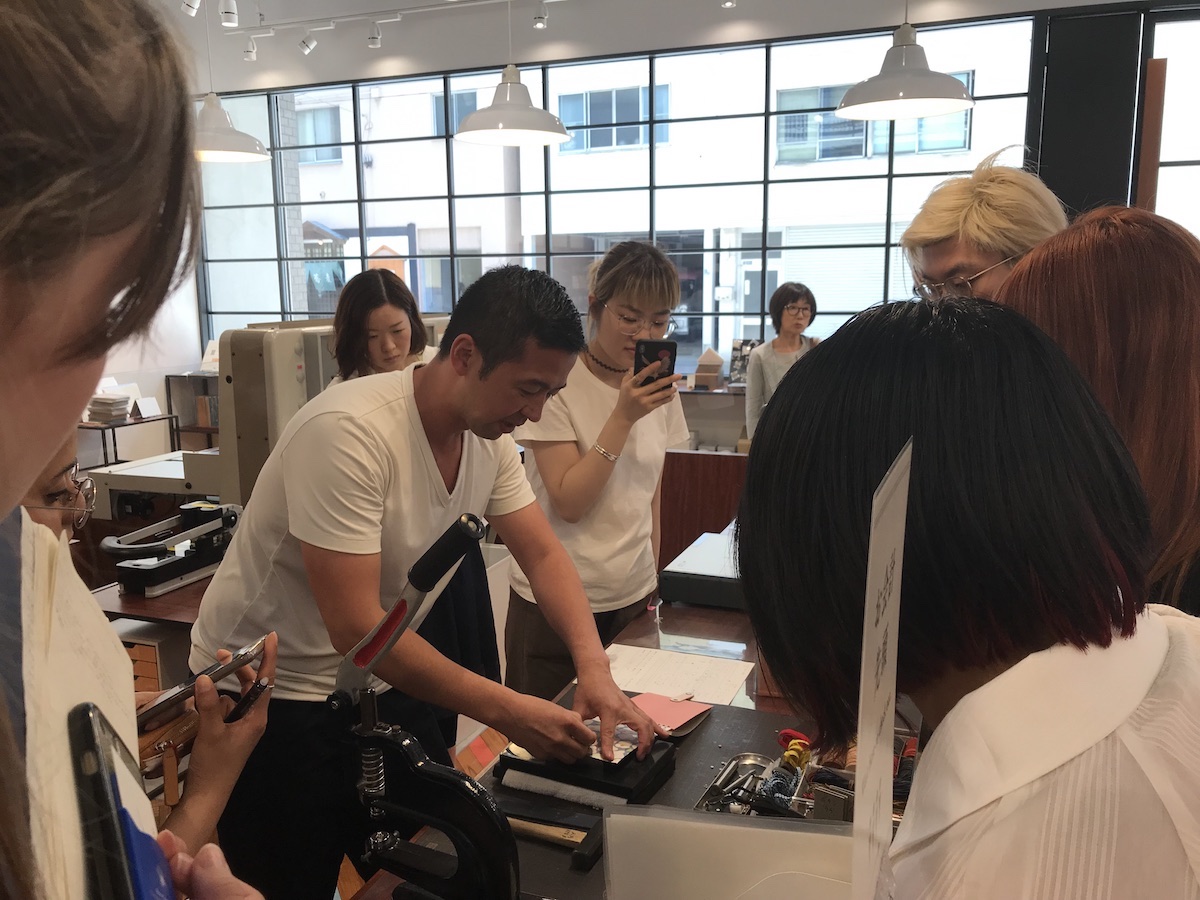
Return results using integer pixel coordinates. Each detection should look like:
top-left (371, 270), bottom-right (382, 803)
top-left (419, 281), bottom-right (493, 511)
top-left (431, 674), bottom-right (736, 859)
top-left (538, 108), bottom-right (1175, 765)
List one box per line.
top-left (190, 266), bottom-right (658, 900)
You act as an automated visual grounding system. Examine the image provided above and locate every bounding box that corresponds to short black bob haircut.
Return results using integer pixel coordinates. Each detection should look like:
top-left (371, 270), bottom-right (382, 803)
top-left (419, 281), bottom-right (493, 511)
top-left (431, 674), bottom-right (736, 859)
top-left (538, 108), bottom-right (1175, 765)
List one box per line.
top-left (768, 282), bottom-right (816, 333)
top-left (439, 265), bottom-right (585, 376)
top-left (736, 297), bottom-right (1150, 751)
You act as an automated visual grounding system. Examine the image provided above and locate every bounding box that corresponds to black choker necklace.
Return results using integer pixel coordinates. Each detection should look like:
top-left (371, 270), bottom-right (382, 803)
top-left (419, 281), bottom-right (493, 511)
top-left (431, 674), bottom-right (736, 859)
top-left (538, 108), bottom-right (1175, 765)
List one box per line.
top-left (585, 347), bottom-right (626, 374)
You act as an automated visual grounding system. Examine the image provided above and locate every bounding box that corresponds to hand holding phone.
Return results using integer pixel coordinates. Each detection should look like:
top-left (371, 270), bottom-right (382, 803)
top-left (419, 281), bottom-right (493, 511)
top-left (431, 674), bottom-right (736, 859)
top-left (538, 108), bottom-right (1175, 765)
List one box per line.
top-left (633, 339), bottom-right (678, 384)
top-left (71, 703), bottom-right (175, 900)
top-left (136, 635), bottom-right (269, 731)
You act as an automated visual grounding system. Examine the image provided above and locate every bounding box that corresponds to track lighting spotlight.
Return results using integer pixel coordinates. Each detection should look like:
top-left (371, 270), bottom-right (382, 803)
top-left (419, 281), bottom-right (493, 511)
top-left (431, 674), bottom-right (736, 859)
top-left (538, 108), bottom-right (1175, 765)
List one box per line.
top-left (721, 0), bottom-right (736, 7)
top-left (368, 22), bottom-right (382, 49)
top-left (533, 1), bottom-right (548, 28)
top-left (180, 0), bottom-right (200, 15)
top-left (243, 36), bottom-right (257, 61)
top-left (219, 0), bottom-right (237, 27)
top-left (299, 31), bottom-right (318, 54)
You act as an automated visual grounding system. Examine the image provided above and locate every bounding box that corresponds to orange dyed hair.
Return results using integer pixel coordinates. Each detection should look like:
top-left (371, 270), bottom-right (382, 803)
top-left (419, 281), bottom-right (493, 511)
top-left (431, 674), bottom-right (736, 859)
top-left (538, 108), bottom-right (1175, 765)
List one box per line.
top-left (998, 206), bottom-right (1200, 605)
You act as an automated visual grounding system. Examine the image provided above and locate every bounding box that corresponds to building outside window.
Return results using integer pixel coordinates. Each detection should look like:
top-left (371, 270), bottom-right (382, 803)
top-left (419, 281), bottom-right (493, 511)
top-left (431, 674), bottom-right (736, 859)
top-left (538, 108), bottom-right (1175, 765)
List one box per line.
top-left (197, 19), bottom-right (1033, 370)
top-left (297, 107), bottom-right (342, 163)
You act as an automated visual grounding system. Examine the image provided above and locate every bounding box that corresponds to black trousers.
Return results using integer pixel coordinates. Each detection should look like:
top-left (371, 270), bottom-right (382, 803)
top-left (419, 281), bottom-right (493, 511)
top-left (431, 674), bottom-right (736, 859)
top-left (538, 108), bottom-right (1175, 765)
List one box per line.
top-left (219, 543), bottom-right (498, 900)
top-left (217, 690), bottom-right (454, 900)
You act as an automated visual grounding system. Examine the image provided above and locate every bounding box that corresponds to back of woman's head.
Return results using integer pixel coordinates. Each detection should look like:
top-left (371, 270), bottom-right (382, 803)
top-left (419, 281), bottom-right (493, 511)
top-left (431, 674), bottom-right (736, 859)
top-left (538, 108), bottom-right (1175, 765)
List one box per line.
top-left (998, 206), bottom-right (1200, 604)
top-left (0, 0), bottom-right (199, 357)
top-left (587, 241), bottom-right (679, 317)
top-left (333, 269), bottom-right (425, 378)
top-left (736, 297), bottom-right (1150, 749)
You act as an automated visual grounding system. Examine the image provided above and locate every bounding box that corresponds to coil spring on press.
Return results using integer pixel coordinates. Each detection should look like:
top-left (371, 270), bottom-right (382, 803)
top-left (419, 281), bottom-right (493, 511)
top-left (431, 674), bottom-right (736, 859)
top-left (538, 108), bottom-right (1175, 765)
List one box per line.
top-left (361, 746), bottom-right (385, 798)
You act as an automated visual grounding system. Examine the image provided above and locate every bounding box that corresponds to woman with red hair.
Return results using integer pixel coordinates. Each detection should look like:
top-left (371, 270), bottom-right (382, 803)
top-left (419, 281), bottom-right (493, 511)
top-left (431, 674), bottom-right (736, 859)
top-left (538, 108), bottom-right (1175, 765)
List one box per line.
top-left (998, 206), bottom-right (1200, 613)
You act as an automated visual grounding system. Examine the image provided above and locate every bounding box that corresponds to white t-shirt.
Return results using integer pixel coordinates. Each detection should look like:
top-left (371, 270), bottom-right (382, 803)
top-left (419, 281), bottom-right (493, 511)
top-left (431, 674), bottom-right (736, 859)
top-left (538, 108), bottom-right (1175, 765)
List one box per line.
top-left (509, 358), bottom-right (690, 613)
top-left (890, 605), bottom-right (1200, 899)
top-left (190, 365), bottom-right (535, 701)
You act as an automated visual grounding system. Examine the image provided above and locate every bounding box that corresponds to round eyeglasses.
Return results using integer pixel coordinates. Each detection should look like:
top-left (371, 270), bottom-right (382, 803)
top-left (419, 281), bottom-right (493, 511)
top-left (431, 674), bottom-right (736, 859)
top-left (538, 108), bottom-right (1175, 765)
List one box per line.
top-left (914, 256), bottom-right (1017, 301)
top-left (24, 462), bottom-right (97, 531)
top-left (602, 302), bottom-right (676, 338)
top-left (783, 304), bottom-right (812, 317)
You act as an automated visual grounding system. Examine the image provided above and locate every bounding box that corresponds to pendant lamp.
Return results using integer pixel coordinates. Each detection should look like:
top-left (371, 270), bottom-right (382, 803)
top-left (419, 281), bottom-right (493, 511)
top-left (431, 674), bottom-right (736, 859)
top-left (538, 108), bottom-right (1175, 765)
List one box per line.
top-left (194, 3), bottom-right (269, 161)
top-left (195, 93), bottom-right (270, 161)
top-left (836, 23), bottom-right (974, 121)
top-left (455, 1), bottom-right (569, 147)
top-left (455, 65), bottom-right (570, 146)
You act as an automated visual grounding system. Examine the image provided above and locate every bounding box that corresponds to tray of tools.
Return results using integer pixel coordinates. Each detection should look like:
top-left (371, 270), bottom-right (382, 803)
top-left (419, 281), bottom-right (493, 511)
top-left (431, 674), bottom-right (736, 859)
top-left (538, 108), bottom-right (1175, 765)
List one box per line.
top-left (694, 752), bottom-right (813, 818)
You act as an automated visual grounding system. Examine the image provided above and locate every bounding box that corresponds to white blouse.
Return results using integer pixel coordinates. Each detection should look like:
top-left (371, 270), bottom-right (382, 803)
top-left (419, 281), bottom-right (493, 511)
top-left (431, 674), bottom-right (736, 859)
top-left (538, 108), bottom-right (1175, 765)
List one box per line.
top-left (890, 605), bottom-right (1200, 900)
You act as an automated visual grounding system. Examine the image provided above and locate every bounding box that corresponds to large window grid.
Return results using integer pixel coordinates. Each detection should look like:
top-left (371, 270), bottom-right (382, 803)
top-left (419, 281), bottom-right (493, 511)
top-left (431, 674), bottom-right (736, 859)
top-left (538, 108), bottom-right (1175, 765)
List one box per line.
top-left (199, 21), bottom-right (1033, 370)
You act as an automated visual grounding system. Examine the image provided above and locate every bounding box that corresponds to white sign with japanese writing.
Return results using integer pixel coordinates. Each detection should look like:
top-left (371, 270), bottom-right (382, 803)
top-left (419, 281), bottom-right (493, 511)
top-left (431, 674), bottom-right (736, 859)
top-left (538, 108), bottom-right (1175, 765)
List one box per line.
top-left (851, 437), bottom-right (912, 900)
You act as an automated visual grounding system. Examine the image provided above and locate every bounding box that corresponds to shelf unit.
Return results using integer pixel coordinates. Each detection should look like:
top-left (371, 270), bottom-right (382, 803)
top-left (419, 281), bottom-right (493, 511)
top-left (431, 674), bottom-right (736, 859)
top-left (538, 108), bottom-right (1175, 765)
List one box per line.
top-left (165, 372), bottom-right (220, 449)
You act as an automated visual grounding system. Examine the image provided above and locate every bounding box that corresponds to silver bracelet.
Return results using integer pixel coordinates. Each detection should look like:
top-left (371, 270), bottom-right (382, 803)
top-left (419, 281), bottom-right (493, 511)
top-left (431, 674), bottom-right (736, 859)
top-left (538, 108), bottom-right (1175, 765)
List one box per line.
top-left (592, 442), bottom-right (619, 462)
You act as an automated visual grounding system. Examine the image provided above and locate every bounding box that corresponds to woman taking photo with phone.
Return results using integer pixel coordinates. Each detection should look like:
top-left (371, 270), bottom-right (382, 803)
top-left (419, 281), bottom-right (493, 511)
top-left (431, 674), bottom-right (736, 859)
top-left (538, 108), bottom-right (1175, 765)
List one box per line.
top-left (745, 282), bottom-right (819, 438)
top-left (505, 242), bottom-right (689, 700)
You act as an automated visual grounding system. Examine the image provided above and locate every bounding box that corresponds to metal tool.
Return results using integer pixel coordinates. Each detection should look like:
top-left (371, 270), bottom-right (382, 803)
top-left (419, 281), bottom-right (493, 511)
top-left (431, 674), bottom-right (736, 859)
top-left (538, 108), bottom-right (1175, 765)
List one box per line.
top-left (99, 501), bottom-right (240, 596)
top-left (326, 513), bottom-right (523, 900)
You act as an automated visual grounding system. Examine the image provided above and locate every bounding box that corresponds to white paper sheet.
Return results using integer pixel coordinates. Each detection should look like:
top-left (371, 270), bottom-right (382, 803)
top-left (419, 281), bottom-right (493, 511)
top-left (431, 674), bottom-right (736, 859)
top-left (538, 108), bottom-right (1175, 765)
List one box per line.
top-left (605, 643), bottom-right (754, 706)
top-left (22, 516), bottom-right (150, 897)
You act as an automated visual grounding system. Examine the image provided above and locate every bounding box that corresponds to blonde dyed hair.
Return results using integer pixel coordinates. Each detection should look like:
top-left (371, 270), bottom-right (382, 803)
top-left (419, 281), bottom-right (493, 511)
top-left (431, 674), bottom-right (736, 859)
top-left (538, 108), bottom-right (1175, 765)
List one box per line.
top-left (901, 149), bottom-right (1068, 273)
top-left (0, 0), bottom-right (201, 359)
top-left (587, 241), bottom-right (680, 329)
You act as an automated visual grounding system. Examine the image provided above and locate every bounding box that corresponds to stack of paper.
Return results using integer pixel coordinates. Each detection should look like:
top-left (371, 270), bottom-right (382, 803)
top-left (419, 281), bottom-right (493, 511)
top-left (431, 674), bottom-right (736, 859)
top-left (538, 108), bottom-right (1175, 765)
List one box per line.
top-left (86, 394), bottom-right (131, 422)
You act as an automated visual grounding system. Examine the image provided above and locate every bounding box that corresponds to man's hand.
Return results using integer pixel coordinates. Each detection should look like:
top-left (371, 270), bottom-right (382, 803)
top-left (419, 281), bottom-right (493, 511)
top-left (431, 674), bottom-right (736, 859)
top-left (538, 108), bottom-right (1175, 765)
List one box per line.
top-left (572, 659), bottom-right (666, 760)
top-left (496, 692), bottom-right (596, 764)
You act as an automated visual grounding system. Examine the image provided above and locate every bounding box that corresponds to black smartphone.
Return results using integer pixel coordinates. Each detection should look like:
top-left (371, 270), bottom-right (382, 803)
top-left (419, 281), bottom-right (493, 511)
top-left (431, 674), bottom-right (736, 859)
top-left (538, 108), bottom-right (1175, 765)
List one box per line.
top-left (136, 633), bottom-right (268, 730)
top-left (69, 703), bottom-right (174, 900)
top-left (633, 339), bottom-right (678, 383)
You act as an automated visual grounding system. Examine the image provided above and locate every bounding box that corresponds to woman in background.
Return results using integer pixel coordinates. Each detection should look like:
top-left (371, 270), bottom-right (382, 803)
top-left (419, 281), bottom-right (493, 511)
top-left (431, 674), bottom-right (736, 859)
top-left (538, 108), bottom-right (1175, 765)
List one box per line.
top-left (738, 296), bottom-right (1200, 899)
top-left (0, 1), bottom-right (266, 895)
top-left (745, 282), bottom-right (818, 438)
top-left (506, 242), bottom-right (689, 699)
top-left (998, 206), bottom-right (1200, 614)
top-left (329, 268), bottom-right (427, 386)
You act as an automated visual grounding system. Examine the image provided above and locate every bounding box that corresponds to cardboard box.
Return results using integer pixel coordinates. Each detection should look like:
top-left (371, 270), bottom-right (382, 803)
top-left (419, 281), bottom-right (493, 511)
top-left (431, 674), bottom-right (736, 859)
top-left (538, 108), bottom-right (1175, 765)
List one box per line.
top-left (693, 347), bottom-right (725, 390)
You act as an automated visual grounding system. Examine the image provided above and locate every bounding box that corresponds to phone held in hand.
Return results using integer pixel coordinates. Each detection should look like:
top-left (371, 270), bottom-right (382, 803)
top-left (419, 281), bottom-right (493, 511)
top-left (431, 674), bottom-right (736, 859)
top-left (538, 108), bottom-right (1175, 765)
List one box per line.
top-left (633, 339), bottom-right (678, 383)
top-left (135, 633), bottom-right (269, 730)
top-left (69, 703), bottom-right (174, 900)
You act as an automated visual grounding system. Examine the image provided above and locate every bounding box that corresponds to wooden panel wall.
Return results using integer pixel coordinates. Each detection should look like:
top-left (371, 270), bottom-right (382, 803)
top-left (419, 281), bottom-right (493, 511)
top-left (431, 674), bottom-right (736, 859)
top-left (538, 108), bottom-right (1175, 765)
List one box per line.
top-left (658, 449), bottom-right (747, 569)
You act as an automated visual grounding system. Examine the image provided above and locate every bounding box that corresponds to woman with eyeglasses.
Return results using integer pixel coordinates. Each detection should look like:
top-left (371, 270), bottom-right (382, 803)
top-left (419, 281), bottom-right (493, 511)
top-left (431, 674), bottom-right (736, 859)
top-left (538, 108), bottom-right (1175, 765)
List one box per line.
top-left (505, 241), bottom-right (689, 699)
top-left (20, 441), bottom-right (95, 535)
top-left (0, 1), bottom-right (269, 896)
top-left (745, 282), bottom-right (819, 438)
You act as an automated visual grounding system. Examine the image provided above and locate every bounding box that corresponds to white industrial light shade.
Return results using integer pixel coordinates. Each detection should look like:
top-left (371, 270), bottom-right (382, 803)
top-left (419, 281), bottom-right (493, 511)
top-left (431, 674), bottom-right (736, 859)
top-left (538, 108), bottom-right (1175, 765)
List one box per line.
top-left (299, 32), bottom-right (318, 54)
top-left (455, 65), bottom-right (570, 146)
top-left (836, 23), bottom-right (974, 121)
top-left (368, 22), bottom-right (383, 48)
top-left (218, 0), bottom-right (237, 27)
top-left (181, 0), bottom-right (200, 15)
top-left (533, 1), bottom-right (548, 28)
top-left (243, 36), bottom-right (257, 61)
top-left (194, 93), bottom-right (270, 162)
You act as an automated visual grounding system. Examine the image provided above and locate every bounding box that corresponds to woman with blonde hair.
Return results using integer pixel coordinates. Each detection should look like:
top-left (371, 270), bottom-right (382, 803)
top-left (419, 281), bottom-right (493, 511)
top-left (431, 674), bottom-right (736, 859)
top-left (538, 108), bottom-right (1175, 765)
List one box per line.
top-left (506, 242), bottom-right (689, 699)
top-left (998, 206), bottom-right (1200, 613)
